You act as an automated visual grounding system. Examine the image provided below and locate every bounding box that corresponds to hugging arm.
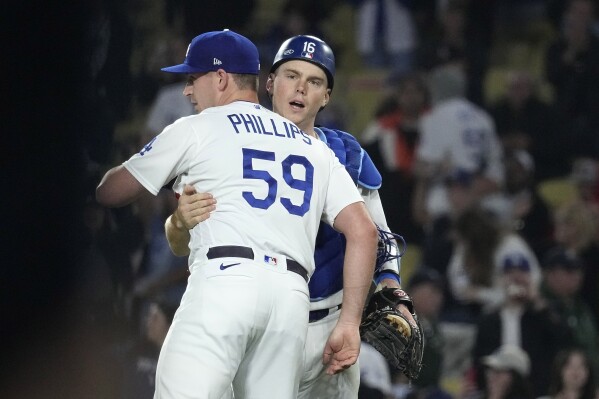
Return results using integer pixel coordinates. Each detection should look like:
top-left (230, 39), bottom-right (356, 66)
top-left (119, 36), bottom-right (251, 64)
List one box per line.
top-left (165, 184), bottom-right (217, 256)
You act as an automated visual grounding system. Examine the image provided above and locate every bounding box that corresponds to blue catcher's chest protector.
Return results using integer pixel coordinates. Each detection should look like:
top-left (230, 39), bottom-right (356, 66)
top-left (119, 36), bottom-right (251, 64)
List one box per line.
top-left (309, 127), bottom-right (382, 301)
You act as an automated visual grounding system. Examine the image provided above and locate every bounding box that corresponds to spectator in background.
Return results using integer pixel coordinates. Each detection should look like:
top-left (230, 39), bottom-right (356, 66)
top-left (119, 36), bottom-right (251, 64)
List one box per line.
top-left (471, 248), bottom-right (572, 397)
top-left (134, 34), bottom-right (189, 109)
top-left (489, 70), bottom-right (569, 181)
top-left (417, 1), bottom-right (467, 72)
top-left (406, 268), bottom-right (445, 390)
top-left (501, 150), bottom-right (554, 259)
top-left (540, 248), bottom-right (599, 378)
top-left (416, 0), bottom-right (493, 106)
top-left (439, 206), bottom-right (542, 387)
top-left (353, 0), bottom-right (417, 79)
top-left (479, 345), bottom-right (534, 399)
top-left (551, 200), bottom-right (599, 322)
top-left (540, 348), bottom-right (597, 399)
top-left (142, 35), bottom-right (196, 139)
top-left (144, 77), bottom-right (196, 138)
top-left (359, 341), bottom-right (393, 399)
top-left (545, 0), bottom-right (599, 160)
top-left (446, 206), bottom-right (542, 319)
top-left (412, 65), bottom-right (504, 276)
top-left (361, 73), bottom-right (430, 243)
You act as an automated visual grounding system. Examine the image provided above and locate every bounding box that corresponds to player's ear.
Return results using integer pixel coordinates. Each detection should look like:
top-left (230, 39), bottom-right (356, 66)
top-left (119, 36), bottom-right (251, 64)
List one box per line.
top-left (265, 73), bottom-right (275, 95)
top-left (216, 69), bottom-right (228, 90)
top-left (322, 90), bottom-right (330, 108)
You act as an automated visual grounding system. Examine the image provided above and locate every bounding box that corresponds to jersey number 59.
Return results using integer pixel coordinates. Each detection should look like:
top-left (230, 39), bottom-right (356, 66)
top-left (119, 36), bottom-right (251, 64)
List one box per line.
top-left (242, 148), bottom-right (314, 216)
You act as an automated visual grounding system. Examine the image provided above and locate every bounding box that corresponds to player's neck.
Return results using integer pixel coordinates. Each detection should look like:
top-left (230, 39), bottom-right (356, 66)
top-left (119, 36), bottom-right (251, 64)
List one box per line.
top-left (220, 90), bottom-right (259, 106)
top-left (298, 121), bottom-right (318, 139)
top-left (305, 129), bottom-right (318, 139)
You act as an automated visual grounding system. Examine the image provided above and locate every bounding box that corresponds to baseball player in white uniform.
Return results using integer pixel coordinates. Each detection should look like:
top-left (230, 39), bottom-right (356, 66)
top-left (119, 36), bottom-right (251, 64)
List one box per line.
top-left (96, 30), bottom-right (379, 399)
top-left (413, 65), bottom-right (505, 223)
top-left (166, 35), bottom-right (413, 399)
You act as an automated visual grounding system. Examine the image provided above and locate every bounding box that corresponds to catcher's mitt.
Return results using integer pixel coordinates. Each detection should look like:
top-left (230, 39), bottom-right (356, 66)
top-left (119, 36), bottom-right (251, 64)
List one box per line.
top-left (360, 288), bottom-right (424, 380)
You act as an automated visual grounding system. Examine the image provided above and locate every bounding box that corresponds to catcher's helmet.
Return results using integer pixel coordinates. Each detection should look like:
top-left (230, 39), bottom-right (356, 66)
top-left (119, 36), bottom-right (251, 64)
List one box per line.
top-left (270, 35), bottom-right (335, 90)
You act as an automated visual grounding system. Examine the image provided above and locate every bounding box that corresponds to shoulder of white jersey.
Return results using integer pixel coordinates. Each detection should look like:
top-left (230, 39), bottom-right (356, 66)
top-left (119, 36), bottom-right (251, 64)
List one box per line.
top-left (315, 127), bottom-right (382, 190)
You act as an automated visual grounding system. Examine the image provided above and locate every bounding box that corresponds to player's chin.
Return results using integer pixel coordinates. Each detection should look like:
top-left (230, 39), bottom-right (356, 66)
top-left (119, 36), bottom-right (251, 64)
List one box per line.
top-left (281, 108), bottom-right (304, 124)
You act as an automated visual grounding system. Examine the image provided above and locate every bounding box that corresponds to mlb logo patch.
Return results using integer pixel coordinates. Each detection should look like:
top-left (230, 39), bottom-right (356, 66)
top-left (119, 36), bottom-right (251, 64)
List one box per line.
top-left (264, 255), bottom-right (278, 266)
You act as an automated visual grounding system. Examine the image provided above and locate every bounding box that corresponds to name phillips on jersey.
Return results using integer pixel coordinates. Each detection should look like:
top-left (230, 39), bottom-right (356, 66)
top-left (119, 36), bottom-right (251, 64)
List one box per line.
top-left (226, 113), bottom-right (313, 145)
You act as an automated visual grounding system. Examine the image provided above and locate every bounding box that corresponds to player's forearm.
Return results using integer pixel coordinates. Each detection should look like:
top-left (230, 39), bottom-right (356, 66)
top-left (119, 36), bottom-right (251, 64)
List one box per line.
top-left (339, 242), bottom-right (377, 326)
top-left (336, 211), bottom-right (378, 326)
top-left (165, 213), bottom-right (191, 256)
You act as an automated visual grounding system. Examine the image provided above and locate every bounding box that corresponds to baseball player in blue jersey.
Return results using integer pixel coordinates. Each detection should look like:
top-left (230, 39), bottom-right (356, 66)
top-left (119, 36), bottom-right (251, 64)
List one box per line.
top-left (97, 30), bottom-right (379, 399)
top-left (166, 35), bottom-right (413, 399)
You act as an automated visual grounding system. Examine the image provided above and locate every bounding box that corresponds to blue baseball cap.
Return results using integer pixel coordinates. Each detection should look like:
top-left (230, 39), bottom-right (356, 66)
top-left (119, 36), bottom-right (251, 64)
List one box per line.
top-left (161, 29), bottom-right (260, 75)
top-left (502, 253), bottom-right (531, 273)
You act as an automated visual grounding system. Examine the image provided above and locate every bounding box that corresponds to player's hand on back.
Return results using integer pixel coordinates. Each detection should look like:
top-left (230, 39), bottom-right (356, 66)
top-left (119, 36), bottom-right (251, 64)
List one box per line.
top-left (322, 321), bottom-right (361, 375)
top-left (175, 184), bottom-right (217, 229)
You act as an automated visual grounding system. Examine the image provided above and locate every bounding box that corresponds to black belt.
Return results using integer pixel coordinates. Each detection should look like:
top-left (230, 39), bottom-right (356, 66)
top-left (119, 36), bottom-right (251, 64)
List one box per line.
top-left (309, 304), bottom-right (342, 323)
top-left (206, 245), bottom-right (308, 282)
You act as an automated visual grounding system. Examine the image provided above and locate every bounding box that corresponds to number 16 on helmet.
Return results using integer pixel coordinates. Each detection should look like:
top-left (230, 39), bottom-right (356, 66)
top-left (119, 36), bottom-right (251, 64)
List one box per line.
top-left (270, 35), bottom-right (336, 90)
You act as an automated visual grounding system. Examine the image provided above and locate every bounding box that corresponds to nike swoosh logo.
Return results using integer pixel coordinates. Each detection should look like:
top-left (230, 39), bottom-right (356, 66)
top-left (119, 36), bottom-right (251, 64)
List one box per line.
top-left (219, 262), bottom-right (241, 270)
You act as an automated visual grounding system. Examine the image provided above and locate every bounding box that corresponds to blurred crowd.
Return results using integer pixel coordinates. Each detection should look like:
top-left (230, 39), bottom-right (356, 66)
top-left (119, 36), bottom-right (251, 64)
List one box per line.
top-left (64, 0), bottom-right (599, 398)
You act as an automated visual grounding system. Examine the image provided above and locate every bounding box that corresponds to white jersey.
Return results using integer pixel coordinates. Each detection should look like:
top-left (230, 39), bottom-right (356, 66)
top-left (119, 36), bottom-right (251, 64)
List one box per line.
top-left (417, 98), bottom-right (504, 217)
top-left (124, 101), bottom-right (362, 276)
